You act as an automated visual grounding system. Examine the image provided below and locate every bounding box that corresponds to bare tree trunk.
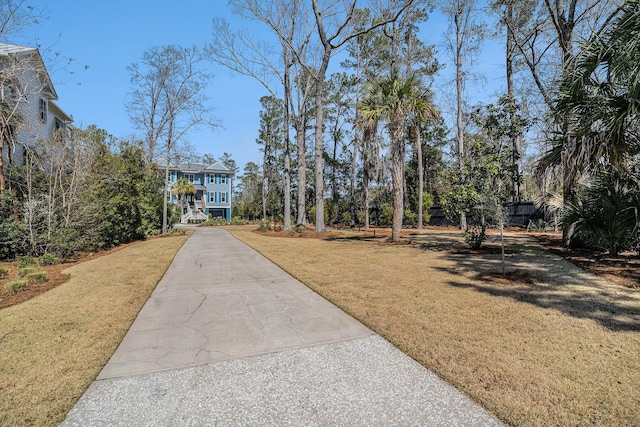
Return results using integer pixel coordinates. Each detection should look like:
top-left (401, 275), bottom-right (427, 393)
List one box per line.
top-left (282, 50), bottom-right (292, 231)
top-left (162, 160), bottom-right (170, 233)
top-left (506, 2), bottom-right (521, 202)
top-left (416, 127), bottom-right (424, 229)
top-left (455, 8), bottom-right (467, 230)
top-left (364, 170), bottom-right (370, 230)
top-left (295, 119), bottom-right (307, 226)
top-left (391, 121), bottom-right (405, 242)
top-left (350, 137), bottom-right (358, 229)
top-left (313, 60), bottom-right (328, 232)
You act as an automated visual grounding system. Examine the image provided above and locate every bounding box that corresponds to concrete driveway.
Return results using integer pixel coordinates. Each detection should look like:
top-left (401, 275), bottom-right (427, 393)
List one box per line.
top-left (62, 227), bottom-right (504, 426)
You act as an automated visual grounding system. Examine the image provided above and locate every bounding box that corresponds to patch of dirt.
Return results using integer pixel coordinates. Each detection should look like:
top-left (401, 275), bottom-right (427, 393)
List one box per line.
top-left (449, 246), bottom-right (504, 255)
top-left (477, 269), bottom-right (541, 286)
top-left (252, 228), bottom-right (343, 239)
top-left (535, 234), bottom-right (640, 289)
top-left (0, 264), bottom-right (71, 310)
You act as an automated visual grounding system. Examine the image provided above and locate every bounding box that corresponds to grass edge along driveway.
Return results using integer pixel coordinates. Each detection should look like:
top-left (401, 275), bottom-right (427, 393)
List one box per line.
top-left (228, 225), bottom-right (640, 427)
top-left (0, 233), bottom-right (189, 426)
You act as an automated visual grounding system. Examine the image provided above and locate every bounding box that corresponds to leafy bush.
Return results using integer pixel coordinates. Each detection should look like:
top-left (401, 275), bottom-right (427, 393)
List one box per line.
top-left (26, 271), bottom-right (47, 283)
top-left (16, 256), bottom-right (36, 268)
top-left (341, 212), bottom-right (351, 227)
top-left (18, 267), bottom-right (38, 277)
top-left (403, 210), bottom-right (417, 227)
top-left (49, 227), bottom-right (78, 259)
top-left (38, 253), bottom-right (57, 266)
top-left (231, 216), bottom-right (254, 225)
top-left (0, 266), bottom-right (8, 278)
top-left (380, 203), bottom-right (394, 226)
top-left (165, 228), bottom-right (186, 236)
top-left (464, 226), bottom-right (487, 249)
top-left (565, 170), bottom-right (640, 255)
top-left (0, 220), bottom-right (28, 261)
top-left (200, 216), bottom-right (229, 226)
top-left (258, 221), bottom-right (269, 232)
top-left (6, 279), bottom-right (27, 293)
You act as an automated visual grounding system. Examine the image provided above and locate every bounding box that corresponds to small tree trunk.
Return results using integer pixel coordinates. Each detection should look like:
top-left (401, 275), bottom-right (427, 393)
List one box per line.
top-left (162, 160), bottom-right (170, 234)
top-left (295, 121), bottom-right (307, 226)
top-left (390, 122), bottom-right (405, 242)
top-left (416, 127), bottom-right (423, 229)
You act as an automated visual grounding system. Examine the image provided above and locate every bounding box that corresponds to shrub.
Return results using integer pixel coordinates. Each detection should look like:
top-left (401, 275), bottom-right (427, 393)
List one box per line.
top-left (464, 226), bottom-right (487, 250)
top-left (0, 266), bottom-right (8, 278)
top-left (38, 253), bottom-right (57, 266)
top-left (199, 216), bottom-right (230, 227)
top-left (565, 170), bottom-right (640, 256)
top-left (26, 271), bottom-right (47, 283)
top-left (18, 267), bottom-right (38, 277)
top-left (0, 220), bottom-right (28, 261)
top-left (403, 210), bottom-right (417, 227)
top-left (380, 203), bottom-right (394, 226)
top-left (16, 256), bottom-right (36, 269)
top-left (341, 212), bottom-right (351, 227)
top-left (6, 279), bottom-right (27, 293)
top-left (166, 228), bottom-right (187, 236)
top-left (258, 221), bottom-right (269, 232)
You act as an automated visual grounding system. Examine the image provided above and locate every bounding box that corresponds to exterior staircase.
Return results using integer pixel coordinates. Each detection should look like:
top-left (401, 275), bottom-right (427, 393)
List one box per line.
top-left (180, 200), bottom-right (208, 223)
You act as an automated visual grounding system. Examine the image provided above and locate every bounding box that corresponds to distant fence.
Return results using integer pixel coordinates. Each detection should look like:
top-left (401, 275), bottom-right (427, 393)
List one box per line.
top-left (428, 201), bottom-right (543, 228)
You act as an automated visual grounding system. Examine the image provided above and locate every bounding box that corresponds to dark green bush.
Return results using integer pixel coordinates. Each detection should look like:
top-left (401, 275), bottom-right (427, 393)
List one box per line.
top-left (565, 170), bottom-right (640, 256)
top-left (16, 256), bottom-right (36, 268)
top-left (0, 221), bottom-right (28, 261)
top-left (38, 254), bottom-right (57, 266)
top-left (464, 226), bottom-right (487, 250)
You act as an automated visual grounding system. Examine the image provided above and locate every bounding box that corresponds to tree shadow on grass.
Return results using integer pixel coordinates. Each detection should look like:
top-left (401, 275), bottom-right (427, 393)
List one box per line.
top-left (436, 250), bottom-right (640, 332)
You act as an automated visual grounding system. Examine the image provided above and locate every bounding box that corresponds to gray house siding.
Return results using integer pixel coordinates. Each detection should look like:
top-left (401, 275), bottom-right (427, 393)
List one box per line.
top-left (0, 43), bottom-right (72, 167)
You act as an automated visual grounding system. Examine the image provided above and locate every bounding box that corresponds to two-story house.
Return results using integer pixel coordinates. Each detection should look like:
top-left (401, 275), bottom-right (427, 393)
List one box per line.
top-left (0, 42), bottom-right (73, 177)
top-left (168, 161), bottom-right (234, 222)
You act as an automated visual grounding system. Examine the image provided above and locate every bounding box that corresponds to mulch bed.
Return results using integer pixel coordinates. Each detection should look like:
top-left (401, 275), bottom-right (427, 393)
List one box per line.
top-left (535, 234), bottom-right (640, 289)
top-left (0, 240), bottom-right (140, 310)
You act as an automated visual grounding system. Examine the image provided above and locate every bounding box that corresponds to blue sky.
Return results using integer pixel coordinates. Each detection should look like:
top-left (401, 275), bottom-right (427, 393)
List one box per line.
top-left (11, 1), bottom-right (505, 172)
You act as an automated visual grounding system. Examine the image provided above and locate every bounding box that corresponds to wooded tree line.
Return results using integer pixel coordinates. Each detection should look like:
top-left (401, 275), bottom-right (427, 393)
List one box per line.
top-left (0, 3), bottom-right (225, 260)
top-left (222, 0), bottom-right (640, 249)
top-left (1, 0), bottom-right (639, 259)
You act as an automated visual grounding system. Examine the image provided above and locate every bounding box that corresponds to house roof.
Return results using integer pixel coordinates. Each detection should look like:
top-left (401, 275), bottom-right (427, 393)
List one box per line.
top-left (48, 100), bottom-right (73, 123)
top-left (0, 42), bottom-right (58, 100)
top-left (162, 161), bottom-right (234, 175)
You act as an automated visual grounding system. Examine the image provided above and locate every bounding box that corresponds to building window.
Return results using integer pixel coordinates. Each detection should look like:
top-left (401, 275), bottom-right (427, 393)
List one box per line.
top-left (221, 192), bottom-right (227, 203)
top-left (209, 192), bottom-right (215, 203)
top-left (187, 174), bottom-right (195, 183)
top-left (39, 98), bottom-right (47, 123)
top-left (221, 175), bottom-right (227, 184)
top-left (209, 174), bottom-right (215, 184)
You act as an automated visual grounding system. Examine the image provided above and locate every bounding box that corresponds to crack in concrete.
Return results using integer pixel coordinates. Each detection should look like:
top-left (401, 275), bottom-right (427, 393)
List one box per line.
top-left (185, 289), bottom-right (207, 322)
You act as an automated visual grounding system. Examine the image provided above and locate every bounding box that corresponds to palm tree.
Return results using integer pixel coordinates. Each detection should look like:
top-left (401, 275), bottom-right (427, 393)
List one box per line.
top-left (540, 0), bottom-right (640, 245)
top-left (359, 71), bottom-right (433, 241)
top-left (171, 177), bottom-right (195, 212)
top-left (409, 91), bottom-right (439, 229)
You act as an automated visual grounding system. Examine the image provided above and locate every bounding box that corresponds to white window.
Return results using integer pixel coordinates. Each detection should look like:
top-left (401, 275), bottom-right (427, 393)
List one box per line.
top-left (39, 98), bottom-right (47, 123)
top-left (209, 192), bottom-right (215, 202)
top-left (187, 174), bottom-right (195, 183)
top-left (221, 192), bottom-right (227, 203)
top-left (221, 175), bottom-right (227, 184)
top-left (209, 174), bottom-right (215, 184)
